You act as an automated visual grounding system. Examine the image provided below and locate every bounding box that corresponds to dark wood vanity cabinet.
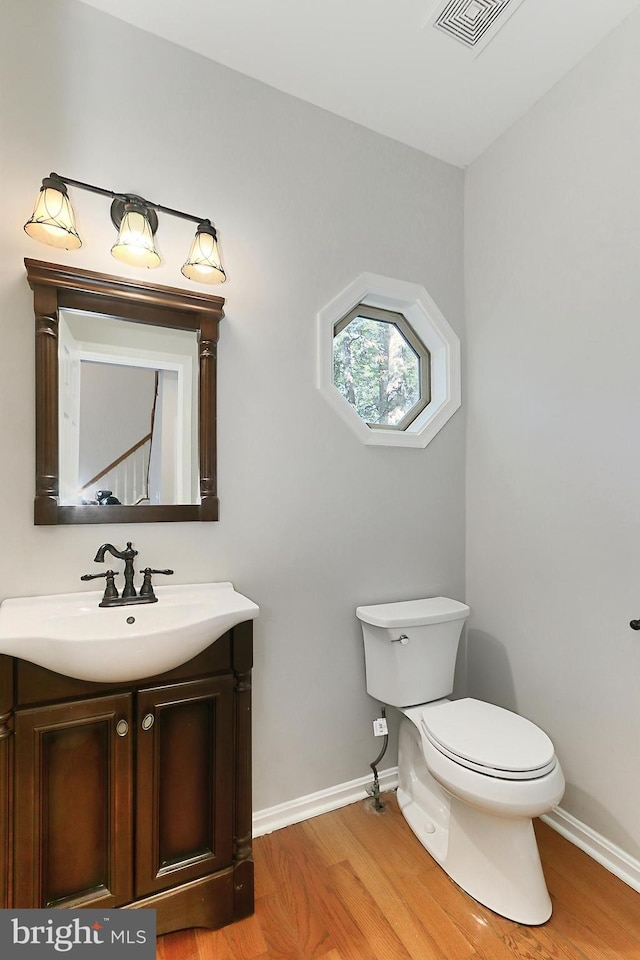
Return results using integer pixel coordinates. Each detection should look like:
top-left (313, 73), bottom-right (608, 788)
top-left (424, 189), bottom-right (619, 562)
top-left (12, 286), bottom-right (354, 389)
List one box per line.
top-left (14, 691), bottom-right (135, 909)
top-left (0, 621), bottom-right (253, 934)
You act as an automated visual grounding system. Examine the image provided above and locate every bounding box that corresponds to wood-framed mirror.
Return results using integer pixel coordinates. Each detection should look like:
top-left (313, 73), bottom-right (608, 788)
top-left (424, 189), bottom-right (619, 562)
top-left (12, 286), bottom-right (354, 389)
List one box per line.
top-left (26, 259), bottom-right (223, 524)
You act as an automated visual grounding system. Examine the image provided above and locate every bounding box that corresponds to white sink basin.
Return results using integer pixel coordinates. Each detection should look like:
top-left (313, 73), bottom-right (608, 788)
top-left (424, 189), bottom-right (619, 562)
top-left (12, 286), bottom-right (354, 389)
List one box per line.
top-left (0, 582), bottom-right (259, 682)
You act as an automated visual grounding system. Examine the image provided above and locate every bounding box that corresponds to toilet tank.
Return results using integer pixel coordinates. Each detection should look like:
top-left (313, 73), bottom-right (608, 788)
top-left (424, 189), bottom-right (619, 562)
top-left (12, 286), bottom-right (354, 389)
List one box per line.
top-left (356, 597), bottom-right (470, 708)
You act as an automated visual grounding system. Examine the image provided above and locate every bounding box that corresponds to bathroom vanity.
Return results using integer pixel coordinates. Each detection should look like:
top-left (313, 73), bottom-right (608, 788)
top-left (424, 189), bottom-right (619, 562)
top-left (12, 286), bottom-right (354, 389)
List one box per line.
top-left (0, 619), bottom-right (253, 933)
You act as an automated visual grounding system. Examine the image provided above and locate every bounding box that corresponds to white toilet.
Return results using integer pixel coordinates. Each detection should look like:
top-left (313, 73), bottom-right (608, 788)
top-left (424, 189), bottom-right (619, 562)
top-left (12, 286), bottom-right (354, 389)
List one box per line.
top-left (356, 597), bottom-right (564, 925)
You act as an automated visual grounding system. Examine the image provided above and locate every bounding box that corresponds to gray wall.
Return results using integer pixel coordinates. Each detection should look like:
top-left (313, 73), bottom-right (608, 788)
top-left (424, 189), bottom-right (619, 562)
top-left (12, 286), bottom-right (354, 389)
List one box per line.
top-left (465, 9), bottom-right (640, 856)
top-left (1, 0), bottom-right (465, 810)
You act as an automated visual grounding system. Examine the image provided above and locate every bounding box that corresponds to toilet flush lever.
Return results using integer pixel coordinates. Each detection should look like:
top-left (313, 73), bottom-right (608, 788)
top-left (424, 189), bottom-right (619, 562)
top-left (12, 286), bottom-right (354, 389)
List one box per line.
top-left (630, 620), bottom-right (640, 630)
top-left (391, 634), bottom-right (410, 645)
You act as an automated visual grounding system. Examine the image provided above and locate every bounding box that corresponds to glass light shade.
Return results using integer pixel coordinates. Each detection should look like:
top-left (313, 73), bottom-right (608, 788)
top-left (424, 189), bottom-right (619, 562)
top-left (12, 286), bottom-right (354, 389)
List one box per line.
top-left (111, 205), bottom-right (160, 268)
top-left (24, 181), bottom-right (82, 250)
top-left (181, 224), bottom-right (226, 284)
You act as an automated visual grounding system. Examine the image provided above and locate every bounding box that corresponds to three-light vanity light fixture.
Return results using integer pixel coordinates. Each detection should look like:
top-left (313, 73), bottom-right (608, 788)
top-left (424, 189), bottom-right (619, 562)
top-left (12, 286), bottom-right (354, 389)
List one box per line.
top-left (23, 173), bottom-right (226, 285)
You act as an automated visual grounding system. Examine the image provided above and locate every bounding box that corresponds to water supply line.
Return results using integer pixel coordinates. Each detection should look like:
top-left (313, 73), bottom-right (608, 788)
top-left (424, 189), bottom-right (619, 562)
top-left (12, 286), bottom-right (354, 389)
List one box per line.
top-left (369, 705), bottom-right (388, 811)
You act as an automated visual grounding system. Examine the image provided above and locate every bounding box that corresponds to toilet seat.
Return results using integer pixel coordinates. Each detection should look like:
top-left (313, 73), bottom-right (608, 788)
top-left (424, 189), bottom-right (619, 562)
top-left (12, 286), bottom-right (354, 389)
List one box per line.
top-left (420, 698), bottom-right (557, 781)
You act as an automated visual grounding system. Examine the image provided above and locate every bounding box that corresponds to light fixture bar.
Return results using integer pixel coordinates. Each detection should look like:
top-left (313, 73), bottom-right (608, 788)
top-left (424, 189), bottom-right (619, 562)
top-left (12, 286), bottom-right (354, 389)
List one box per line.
top-left (51, 173), bottom-right (211, 227)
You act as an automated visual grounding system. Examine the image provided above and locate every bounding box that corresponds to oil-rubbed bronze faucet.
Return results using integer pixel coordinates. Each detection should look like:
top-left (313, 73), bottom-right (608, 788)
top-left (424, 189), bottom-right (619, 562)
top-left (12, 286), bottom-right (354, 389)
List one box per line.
top-left (94, 542), bottom-right (138, 598)
top-left (81, 541), bottom-right (173, 607)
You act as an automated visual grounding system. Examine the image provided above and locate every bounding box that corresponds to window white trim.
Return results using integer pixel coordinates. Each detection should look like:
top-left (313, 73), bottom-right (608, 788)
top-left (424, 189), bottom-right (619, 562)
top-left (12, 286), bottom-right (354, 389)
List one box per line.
top-left (317, 273), bottom-right (461, 448)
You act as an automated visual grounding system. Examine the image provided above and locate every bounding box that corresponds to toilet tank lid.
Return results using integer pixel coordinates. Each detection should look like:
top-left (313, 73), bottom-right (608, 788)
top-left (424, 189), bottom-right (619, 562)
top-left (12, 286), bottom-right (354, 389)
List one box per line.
top-left (356, 597), bottom-right (470, 627)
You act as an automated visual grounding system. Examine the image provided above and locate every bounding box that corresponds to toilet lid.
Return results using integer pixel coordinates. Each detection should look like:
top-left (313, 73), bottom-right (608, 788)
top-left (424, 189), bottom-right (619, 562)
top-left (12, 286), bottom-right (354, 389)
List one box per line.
top-left (420, 699), bottom-right (557, 781)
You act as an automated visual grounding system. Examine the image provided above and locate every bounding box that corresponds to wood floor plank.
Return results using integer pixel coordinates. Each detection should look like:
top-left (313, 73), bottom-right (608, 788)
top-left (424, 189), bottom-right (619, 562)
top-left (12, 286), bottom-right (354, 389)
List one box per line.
top-left (544, 864), bottom-right (640, 960)
top-left (252, 892), bottom-right (314, 960)
top-left (327, 859), bottom-right (415, 960)
top-left (257, 827), bottom-right (338, 958)
top-left (389, 866), bottom-right (481, 960)
top-left (414, 864), bottom-right (527, 960)
top-left (535, 820), bottom-right (640, 942)
top-left (419, 863), bottom-right (592, 960)
top-left (157, 929), bottom-right (199, 960)
top-left (254, 835), bottom-right (278, 899)
top-left (222, 912), bottom-right (269, 960)
top-left (337, 795), bottom-right (436, 880)
top-left (337, 799), bottom-right (488, 960)
top-left (500, 921), bottom-right (594, 960)
top-left (193, 927), bottom-right (236, 960)
top-left (499, 925), bottom-right (580, 960)
top-left (265, 823), bottom-right (381, 960)
top-left (156, 794), bottom-right (640, 960)
top-left (313, 815), bottom-right (450, 960)
top-left (300, 806), bottom-right (370, 868)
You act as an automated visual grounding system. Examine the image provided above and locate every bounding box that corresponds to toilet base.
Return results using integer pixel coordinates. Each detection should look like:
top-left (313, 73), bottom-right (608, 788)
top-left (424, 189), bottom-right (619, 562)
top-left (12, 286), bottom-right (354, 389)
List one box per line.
top-left (398, 718), bottom-right (553, 925)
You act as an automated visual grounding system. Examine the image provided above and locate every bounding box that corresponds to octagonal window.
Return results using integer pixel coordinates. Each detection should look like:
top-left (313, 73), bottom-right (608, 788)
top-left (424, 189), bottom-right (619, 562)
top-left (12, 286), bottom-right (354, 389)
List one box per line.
top-left (333, 306), bottom-right (430, 430)
top-left (317, 273), bottom-right (461, 448)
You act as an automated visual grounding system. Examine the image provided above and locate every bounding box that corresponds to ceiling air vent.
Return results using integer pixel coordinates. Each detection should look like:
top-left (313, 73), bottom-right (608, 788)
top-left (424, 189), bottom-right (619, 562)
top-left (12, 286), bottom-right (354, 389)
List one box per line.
top-left (427, 0), bottom-right (526, 55)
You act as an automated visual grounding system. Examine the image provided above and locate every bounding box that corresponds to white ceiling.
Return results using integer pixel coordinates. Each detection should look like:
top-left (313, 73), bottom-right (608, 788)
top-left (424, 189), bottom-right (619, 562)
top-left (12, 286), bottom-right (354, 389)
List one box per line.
top-left (76, 0), bottom-right (640, 167)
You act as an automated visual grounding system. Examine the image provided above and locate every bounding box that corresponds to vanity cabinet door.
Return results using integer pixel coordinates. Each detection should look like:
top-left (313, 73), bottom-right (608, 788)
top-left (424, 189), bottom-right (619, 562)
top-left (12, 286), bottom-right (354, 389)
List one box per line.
top-left (13, 693), bottom-right (134, 909)
top-left (135, 675), bottom-right (234, 898)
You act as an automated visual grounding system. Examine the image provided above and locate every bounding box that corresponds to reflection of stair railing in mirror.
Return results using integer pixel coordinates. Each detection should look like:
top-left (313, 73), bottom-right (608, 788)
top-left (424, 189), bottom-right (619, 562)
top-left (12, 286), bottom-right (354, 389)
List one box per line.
top-left (76, 371), bottom-right (159, 507)
top-left (79, 432), bottom-right (152, 505)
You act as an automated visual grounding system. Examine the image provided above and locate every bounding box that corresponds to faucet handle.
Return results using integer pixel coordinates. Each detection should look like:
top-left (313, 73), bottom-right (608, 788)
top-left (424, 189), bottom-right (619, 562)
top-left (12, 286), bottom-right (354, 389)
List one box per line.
top-left (81, 569), bottom-right (116, 581)
top-left (139, 567), bottom-right (174, 599)
top-left (81, 569), bottom-right (119, 602)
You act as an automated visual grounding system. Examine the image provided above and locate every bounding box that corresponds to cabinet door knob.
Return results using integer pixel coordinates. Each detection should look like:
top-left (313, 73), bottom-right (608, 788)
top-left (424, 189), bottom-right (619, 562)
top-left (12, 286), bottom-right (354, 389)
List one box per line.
top-left (141, 713), bottom-right (155, 731)
top-left (115, 719), bottom-right (129, 737)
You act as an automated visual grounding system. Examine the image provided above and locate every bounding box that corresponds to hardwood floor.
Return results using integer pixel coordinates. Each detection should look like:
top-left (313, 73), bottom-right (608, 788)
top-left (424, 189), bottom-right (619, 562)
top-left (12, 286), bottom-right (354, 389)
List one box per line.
top-left (156, 795), bottom-right (640, 960)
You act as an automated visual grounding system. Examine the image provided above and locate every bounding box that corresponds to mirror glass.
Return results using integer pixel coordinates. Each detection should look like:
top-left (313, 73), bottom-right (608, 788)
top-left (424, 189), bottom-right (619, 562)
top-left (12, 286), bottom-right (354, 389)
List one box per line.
top-left (26, 258), bottom-right (223, 524)
top-left (58, 310), bottom-right (198, 506)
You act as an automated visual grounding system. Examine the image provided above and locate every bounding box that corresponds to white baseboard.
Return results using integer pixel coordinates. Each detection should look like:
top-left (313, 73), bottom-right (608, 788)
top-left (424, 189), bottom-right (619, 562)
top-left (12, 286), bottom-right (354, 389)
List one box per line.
top-left (252, 766), bottom-right (399, 838)
top-left (542, 807), bottom-right (640, 894)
